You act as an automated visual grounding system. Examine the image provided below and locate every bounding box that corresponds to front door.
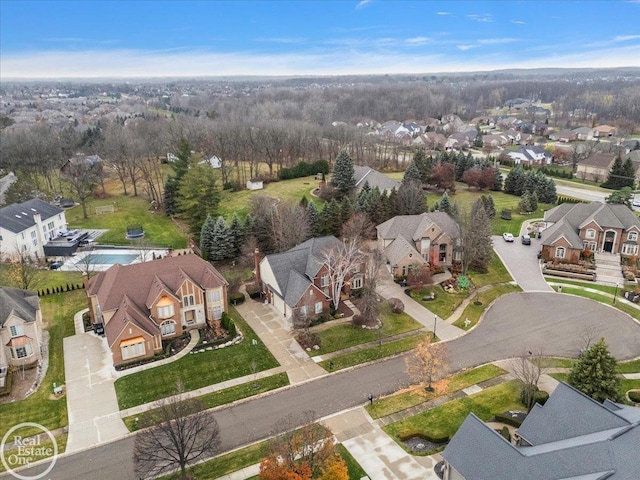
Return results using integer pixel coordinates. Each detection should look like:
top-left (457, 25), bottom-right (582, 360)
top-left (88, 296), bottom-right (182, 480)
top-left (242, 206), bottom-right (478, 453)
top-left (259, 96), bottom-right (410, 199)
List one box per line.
top-left (603, 231), bottom-right (615, 253)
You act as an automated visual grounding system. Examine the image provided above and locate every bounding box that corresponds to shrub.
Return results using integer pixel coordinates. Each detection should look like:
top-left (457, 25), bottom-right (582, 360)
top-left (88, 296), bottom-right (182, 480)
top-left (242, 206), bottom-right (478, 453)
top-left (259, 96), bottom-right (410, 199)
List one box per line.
top-left (229, 292), bottom-right (245, 305)
top-left (246, 284), bottom-right (262, 299)
top-left (534, 390), bottom-right (549, 406)
top-left (628, 390), bottom-right (640, 403)
top-left (352, 314), bottom-right (367, 327)
top-left (387, 297), bottom-right (405, 313)
top-left (500, 209), bottom-right (512, 220)
top-left (492, 411), bottom-right (527, 428)
top-left (296, 330), bottom-right (321, 350)
top-left (279, 160), bottom-right (330, 180)
top-left (500, 426), bottom-right (511, 442)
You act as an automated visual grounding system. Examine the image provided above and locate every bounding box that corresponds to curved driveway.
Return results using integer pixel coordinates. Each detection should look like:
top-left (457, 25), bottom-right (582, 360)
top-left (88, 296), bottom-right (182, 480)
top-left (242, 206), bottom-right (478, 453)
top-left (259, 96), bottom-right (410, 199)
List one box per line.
top-left (492, 234), bottom-right (551, 292)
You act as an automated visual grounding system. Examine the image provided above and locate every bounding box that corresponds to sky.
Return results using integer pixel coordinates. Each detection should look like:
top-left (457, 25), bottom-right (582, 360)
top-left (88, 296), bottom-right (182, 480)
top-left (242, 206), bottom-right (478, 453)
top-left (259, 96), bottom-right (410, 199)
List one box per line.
top-left (1, 0), bottom-right (639, 79)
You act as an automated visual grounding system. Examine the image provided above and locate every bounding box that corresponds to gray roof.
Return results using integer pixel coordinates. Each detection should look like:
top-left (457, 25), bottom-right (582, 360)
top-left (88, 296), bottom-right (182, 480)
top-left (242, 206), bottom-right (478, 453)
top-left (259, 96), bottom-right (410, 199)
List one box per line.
top-left (442, 382), bottom-right (640, 480)
top-left (543, 202), bottom-right (640, 247)
top-left (0, 287), bottom-right (39, 327)
top-left (383, 234), bottom-right (424, 266)
top-left (353, 166), bottom-right (400, 193)
top-left (0, 198), bottom-right (64, 234)
top-left (377, 212), bottom-right (460, 244)
top-left (262, 236), bottom-right (342, 308)
top-left (578, 153), bottom-right (616, 169)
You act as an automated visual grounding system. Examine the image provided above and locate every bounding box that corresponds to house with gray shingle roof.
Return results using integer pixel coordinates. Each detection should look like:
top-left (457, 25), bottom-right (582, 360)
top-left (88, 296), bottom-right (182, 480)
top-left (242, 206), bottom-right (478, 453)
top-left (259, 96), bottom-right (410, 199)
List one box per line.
top-left (575, 153), bottom-right (616, 182)
top-left (0, 198), bottom-right (67, 261)
top-left (353, 166), bottom-right (400, 195)
top-left (541, 201), bottom-right (640, 263)
top-left (376, 212), bottom-right (460, 278)
top-left (257, 236), bottom-right (364, 319)
top-left (86, 254), bottom-right (228, 367)
top-left (441, 382), bottom-right (640, 480)
top-left (0, 287), bottom-right (43, 388)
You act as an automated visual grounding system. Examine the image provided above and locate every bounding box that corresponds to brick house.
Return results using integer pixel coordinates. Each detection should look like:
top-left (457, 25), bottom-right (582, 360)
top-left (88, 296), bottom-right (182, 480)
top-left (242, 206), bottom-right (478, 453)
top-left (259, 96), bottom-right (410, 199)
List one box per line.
top-left (541, 202), bottom-right (640, 263)
top-left (257, 236), bottom-right (364, 319)
top-left (86, 254), bottom-right (228, 367)
top-left (376, 212), bottom-right (461, 278)
top-left (575, 153), bottom-right (616, 182)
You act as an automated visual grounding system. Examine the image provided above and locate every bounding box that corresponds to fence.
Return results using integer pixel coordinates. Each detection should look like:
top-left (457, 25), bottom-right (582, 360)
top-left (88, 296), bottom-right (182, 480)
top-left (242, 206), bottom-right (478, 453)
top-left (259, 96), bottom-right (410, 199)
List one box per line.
top-left (95, 204), bottom-right (116, 215)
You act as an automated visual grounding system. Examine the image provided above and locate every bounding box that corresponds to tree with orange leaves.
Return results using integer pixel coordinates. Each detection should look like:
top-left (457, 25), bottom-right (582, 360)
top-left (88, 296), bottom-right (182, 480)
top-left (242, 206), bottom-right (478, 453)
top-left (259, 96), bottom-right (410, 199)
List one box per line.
top-left (405, 336), bottom-right (448, 393)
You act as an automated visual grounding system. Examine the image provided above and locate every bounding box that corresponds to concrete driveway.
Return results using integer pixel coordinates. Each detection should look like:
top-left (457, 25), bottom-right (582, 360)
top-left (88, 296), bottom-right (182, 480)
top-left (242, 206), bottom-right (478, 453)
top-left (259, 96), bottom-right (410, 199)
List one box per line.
top-left (492, 234), bottom-right (551, 292)
top-left (447, 292), bottom-right (640, 371)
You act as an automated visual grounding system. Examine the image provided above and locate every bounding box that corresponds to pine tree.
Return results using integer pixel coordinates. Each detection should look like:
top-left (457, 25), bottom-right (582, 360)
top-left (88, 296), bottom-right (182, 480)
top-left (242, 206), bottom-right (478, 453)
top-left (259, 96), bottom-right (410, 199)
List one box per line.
top-left (229, 212), bottom-right (244, 257)
top-left (480, 195), bottom-right (496, 218)
top-left (412, 148), bottom-right (431, 184)
top-left (492, 168), bottom-right (503, 191)
top-left (622, 157), bottom-right (636, 188)
top-left (320, 199), bottom-right (342, 236)
top-left (355, 182), bottom-right (371, 212)
top-left (465, 199), bottom-right (493, 273)
top-left (299, 195), bottom-right (309, 208)
top-left (209, 216), bottom-right (235, 261)
top-left (402, 160), bottom-right (422, 186)
top-left (340, 196), bottom-right (354, 225)
top-left (163, 176), bottom-right (179, 216)
top-left (504, 165), bottom-right (525, 195)
top-left (307, 202), bottom-right (320, 237)
top-left (602, 156), bottom-right (633, 189)
top-left (568, 338), bottom-right (621, 402)
top-left (529, 190), bottom-right (538, 212)
top-left (199, 214), bottom-right (216, 261)
top-left (437, 191), bottom-right (452, 214)
top-left (519, 191), bottom-right (532, 213)
top-left (331, 149), bottom-right (355, 195)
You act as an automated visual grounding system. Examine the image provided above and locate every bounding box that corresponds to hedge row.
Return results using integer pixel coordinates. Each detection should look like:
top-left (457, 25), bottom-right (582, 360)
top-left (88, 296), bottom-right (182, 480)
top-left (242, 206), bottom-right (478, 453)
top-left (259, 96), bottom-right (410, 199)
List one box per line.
top-left (229, 292), bottom-right (245, 305)
top-left (38, 283), bottom-right (85, 296)
top-left (278, 160), bottom-right (329, 180)
top-left (556, 195), bottom-right (587, 205)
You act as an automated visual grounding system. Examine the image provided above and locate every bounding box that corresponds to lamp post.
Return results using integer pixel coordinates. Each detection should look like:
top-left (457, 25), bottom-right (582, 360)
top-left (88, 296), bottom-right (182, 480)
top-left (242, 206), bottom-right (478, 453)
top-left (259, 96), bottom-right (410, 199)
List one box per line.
top-left (433, 315), bottom-right (437, 341)
top-left (614, 282), bottom-right (619, 304)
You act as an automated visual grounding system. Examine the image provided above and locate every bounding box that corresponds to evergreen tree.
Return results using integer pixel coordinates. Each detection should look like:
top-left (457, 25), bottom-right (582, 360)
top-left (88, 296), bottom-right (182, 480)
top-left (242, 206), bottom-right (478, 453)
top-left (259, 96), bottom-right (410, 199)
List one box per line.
top-left (199, 214), bottom-right (216, 261)
top-left (504, 165), bottom-right (525, 195)
top-left (464, 199), bottom-right (493, 273)
top-left (177, 164), bottom-right (222, 237)
top-left (622, 157), bottom-right (636, 188)
top-left (243, 214), bottom-right (255, 238)
top-left (340, 196), bottom-right (354, 225)
top-left (437, 191), bottom-right (453, 215)
top-left (229, 212), bottom-right (244, 257)
top-left (320, 199), bottom-right (342, 236)
top-left (331, 149), bottom-right (356, 195)
top-left (605, 186), bottom-right (633, 208)
top-left (396, 182), bottom-right (427, 215)
top-left (568, 338), bottom-right (621, 402)
top-left (355, 182), bottom-right (371, 212)
top-left (402, 160), bottom-right (422, 186)
top-left (539, 176), bottom-right (557, 204)
top-left (412, 148), bottom-right (431, 184)
top-left (602, 156), bottom-right (633, 189)
top-left (170, 137), bottom-right (192, 181)
top-left (491, 168), bottom-right (503, 191)
top-left (480, 195), bottom-right (496, 218)
top-left (208, 216), bottom-right (235, 262)
top-left (163, 176), bottom-right (179, 216)
top-left (518, 191), bottom-right (533, 213)
top-left (529, 191), bottom-right (538, 212)
top-left (299, 195), bottom-right (309, 208)
top-left (307, 201), bottom-right (320, 237)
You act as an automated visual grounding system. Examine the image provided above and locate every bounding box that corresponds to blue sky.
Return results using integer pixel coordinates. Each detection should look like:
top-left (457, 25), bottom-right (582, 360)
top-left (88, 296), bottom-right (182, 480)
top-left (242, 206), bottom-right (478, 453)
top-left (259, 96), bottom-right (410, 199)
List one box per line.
top-left (1, 0), bottom-right (639, 78)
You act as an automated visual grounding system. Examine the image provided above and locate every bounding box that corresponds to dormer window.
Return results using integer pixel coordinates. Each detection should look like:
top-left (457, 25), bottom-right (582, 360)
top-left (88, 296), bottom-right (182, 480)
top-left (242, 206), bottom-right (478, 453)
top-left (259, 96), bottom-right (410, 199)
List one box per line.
top-left (156, 296), bottom-right (174, 319)
top-left (585, 229), bottom-right (596, 239)
top-left (629, 231), bottom-right (638, 242)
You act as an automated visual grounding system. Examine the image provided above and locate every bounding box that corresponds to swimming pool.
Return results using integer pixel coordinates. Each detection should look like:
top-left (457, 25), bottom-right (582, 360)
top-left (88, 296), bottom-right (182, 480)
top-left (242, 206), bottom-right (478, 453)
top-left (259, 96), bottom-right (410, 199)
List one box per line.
top-left (75, 252), bottom-right (139, 265)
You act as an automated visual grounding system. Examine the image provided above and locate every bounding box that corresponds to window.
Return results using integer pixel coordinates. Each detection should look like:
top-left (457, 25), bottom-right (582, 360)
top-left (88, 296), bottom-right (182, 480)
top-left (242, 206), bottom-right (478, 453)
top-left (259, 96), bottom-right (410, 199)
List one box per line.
top-left (315, 302), bottom-right (323, 314)
top-left (12, 345), bottom-right (32, 359)
top-left (351, 275), bottom-right (363, 290)
top-left (31, 231), bottom-right (36, 239)
top-left (10, 325), bottom-right (24, 337)
top-left (206, 290), bottom-right (221, 303)
top-left (353, 263), bottom-right (360, 273)
top-left (47, 221), bottom-right (55, 230)
top-left (160, 321), bottom-right (176, 336)
top-left (212, 306), bottom-right (222, 320)
top-left (629, 231), bottom-right (638, 242)
top-left (157, 304), bottom-right (174, 319)
top-left (184, 310), bottom-right (195, 325)
top-left (300, 305), bottom-right (308, 317)
top-left (121, 341), bottom-right (145, 360)
top-left (555, 247), bottom-right (566, 258)
top-left (183, 295), bottom-right (195, 307)
top-left (586, 229), bottom-right (596, 239)
top-left (321, 275), bottom-right (329, 287)
top-left (622, 244), bottom-right (639, 256)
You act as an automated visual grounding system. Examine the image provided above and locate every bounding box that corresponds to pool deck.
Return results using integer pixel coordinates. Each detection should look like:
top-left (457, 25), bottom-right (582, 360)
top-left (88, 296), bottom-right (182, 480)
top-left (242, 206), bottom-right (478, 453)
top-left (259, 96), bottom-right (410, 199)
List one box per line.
top-left (59, 248), bottom-right (169, 272)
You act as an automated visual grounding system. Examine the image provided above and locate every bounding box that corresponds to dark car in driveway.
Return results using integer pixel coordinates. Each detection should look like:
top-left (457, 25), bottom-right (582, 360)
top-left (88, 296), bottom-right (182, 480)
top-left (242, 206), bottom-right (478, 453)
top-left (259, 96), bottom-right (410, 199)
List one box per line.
top-left (48, 261), bottom-right (64, 269)
top-left (521, 235), bottom-right (531, 245)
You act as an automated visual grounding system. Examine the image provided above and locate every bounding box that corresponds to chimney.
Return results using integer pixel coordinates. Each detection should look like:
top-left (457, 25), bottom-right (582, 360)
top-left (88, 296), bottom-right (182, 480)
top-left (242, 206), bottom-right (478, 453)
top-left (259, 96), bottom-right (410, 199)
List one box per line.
top-left (254, 248), bottom-right (261, 285)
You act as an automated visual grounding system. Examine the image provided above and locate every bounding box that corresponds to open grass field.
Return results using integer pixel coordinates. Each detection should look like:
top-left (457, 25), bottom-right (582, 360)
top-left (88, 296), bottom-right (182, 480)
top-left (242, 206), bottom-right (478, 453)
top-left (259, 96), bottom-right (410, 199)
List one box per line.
top-left (0, 264), bottom-right (84, 291)
top-left (383, 381), bottom-right (524, 450)
top-left (217, 175), bottom-right (323, 220)
top-left (114, 307), bottom-right (280, 410)
top-left (0, 291), bottom-right (84, 440)
top-left (65, 195), bottom-right (188, 248)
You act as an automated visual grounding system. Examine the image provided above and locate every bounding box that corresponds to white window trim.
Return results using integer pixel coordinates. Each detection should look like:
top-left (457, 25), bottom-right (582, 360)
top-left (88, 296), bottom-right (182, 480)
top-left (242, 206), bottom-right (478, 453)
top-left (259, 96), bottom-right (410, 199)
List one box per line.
top-left (314, 301), bottom-right (323, 314)
top-left (351, 275), bottom-right (363, 290)
top-left (628, 231), bottom-right (638, 242)
top-left (212, 305), bottom-right (222, 320)
top-left (184, 309), bottom-right (196, 325)
top-left (160, 320), bottom-right (176, 336)
top-left (585, 229), bottom-right (596, 239)
top-left (300, 305), bottom-right (308, 317)
top-left (555, 247), bottom-right (566, 258)
top-left (157, 304), bottom-right (175, 319)
top-left (321, 275), bottom-right (330, 287)
top-left (122, 342), bottom-right (145, 360)
top-left (10, 325), bottom-right (24, 337)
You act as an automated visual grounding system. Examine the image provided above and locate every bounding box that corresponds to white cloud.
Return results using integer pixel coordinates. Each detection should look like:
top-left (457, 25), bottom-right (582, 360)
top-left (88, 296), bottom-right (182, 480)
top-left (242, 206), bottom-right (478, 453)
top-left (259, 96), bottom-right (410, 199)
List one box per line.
top-left (511, 20), bottom-right (525, 25)
top-left (406, 36), bottom-right (431, 46)
top-left (356, 0), bottom-right (373, 9)
top-left (466, 14), bottom-right (493, 23)
top-left (436, 11), bottom-right (451, 15)
top-left (614, 35), bottom-right (640, 42)
top-left (255, 37), bottom-right (307, 44)
top-left (457, 45), bottom-right (477, 51)
top-left (477, 38), bottom-right (518, 45)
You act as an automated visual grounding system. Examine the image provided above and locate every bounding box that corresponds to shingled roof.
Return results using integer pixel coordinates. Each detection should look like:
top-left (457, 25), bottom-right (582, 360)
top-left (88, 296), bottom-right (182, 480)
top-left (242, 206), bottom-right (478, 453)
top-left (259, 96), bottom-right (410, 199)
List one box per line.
top-left (0, 198), bottom-right (63, 234)
top-left (442, 382), bottom-right (640, 480)
top-left (353, 165), bottom-right (400, 192)
top-left (0, 287), bottom-right (40, 328)
top-left (376, 212), bottom-right (460, 244)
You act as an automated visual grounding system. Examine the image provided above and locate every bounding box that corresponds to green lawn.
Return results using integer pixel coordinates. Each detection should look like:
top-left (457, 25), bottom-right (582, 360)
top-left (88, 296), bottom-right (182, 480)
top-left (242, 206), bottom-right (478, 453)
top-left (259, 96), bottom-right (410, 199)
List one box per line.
top-left (550, 373), bottom-right (640, 405)
top-left (383, 381), bottom-right (524, 449)
top-left (65, 195), bottom-right (187, 248)
top-left (123, 373), bottom-right (289, 431)
top-left (0, 291), bottom-right (84, 439)
top-left (312, 310), bottom-right (423, 356)
top-left (546, 278), bottom-right (631, 295)
top-left (217, 175), bottom-right (324, 220)
top-left (367, 364), bottom-right (507, 419)
top-left (337, 444), bottom-right (369, 479)
top-left (0, 264), bottom-right (83, 292)
top-left (319, 333), bottom-right (428, 371)
top-left (114, 307), bottom-right (280, 410)
top-left (409, 286), bottom-right (466, 320)
top-left (453, 284), bottom-right (521, 330)
top-left (618, 359), bottom-right (640, 374)
top-left (553, 287), bottom-right (640, 321)
top-left (470, 252), bottom-right (513, 287)
top-left (539, 357), bottom-right (575, 369)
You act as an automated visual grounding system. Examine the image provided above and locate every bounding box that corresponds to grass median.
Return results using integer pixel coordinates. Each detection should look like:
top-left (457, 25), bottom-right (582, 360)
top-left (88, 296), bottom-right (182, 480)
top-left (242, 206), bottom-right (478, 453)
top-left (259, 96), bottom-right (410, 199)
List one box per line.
top-left (453, 283), bottom-right (521, 330)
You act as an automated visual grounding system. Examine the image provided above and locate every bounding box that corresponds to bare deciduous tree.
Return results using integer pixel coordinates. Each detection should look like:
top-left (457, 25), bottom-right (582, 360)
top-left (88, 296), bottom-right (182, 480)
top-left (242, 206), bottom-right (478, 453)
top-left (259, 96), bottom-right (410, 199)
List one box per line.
top-left (322, 241), bottom-right (363, 311)
top-left (133, 383), bottom-right (221, 480)
top-left (9, 245), bottom-right (40, 290)
top-left (510, 351), bottom-right (545, 411)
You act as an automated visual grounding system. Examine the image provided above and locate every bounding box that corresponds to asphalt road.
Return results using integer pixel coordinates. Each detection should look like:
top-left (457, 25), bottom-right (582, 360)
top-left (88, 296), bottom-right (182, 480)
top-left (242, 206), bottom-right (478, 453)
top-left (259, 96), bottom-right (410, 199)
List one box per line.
top-left (556, 184), bottom-right (608, 203)
top-left (12, 290), bottom-right (640, 480)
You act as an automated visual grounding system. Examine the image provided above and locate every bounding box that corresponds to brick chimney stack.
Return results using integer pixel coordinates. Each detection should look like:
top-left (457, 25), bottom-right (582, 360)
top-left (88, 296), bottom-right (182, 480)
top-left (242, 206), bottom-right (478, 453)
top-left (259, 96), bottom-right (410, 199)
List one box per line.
top-left (254, 248), bottom-right (261, 285)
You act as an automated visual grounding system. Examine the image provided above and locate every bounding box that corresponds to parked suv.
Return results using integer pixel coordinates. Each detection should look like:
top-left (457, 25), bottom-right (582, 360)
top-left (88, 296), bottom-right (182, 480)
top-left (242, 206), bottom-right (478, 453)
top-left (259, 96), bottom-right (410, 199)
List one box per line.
top-left (521, 235), bottom-right (531, 245)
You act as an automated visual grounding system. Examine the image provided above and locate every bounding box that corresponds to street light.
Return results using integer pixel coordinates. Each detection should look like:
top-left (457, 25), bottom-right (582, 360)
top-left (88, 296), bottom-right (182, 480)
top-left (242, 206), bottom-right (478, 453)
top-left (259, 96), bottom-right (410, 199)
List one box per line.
top-left (614, 283), bottom-right (619, 304)
top-left (433, 315), bottom-right (437, 341)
